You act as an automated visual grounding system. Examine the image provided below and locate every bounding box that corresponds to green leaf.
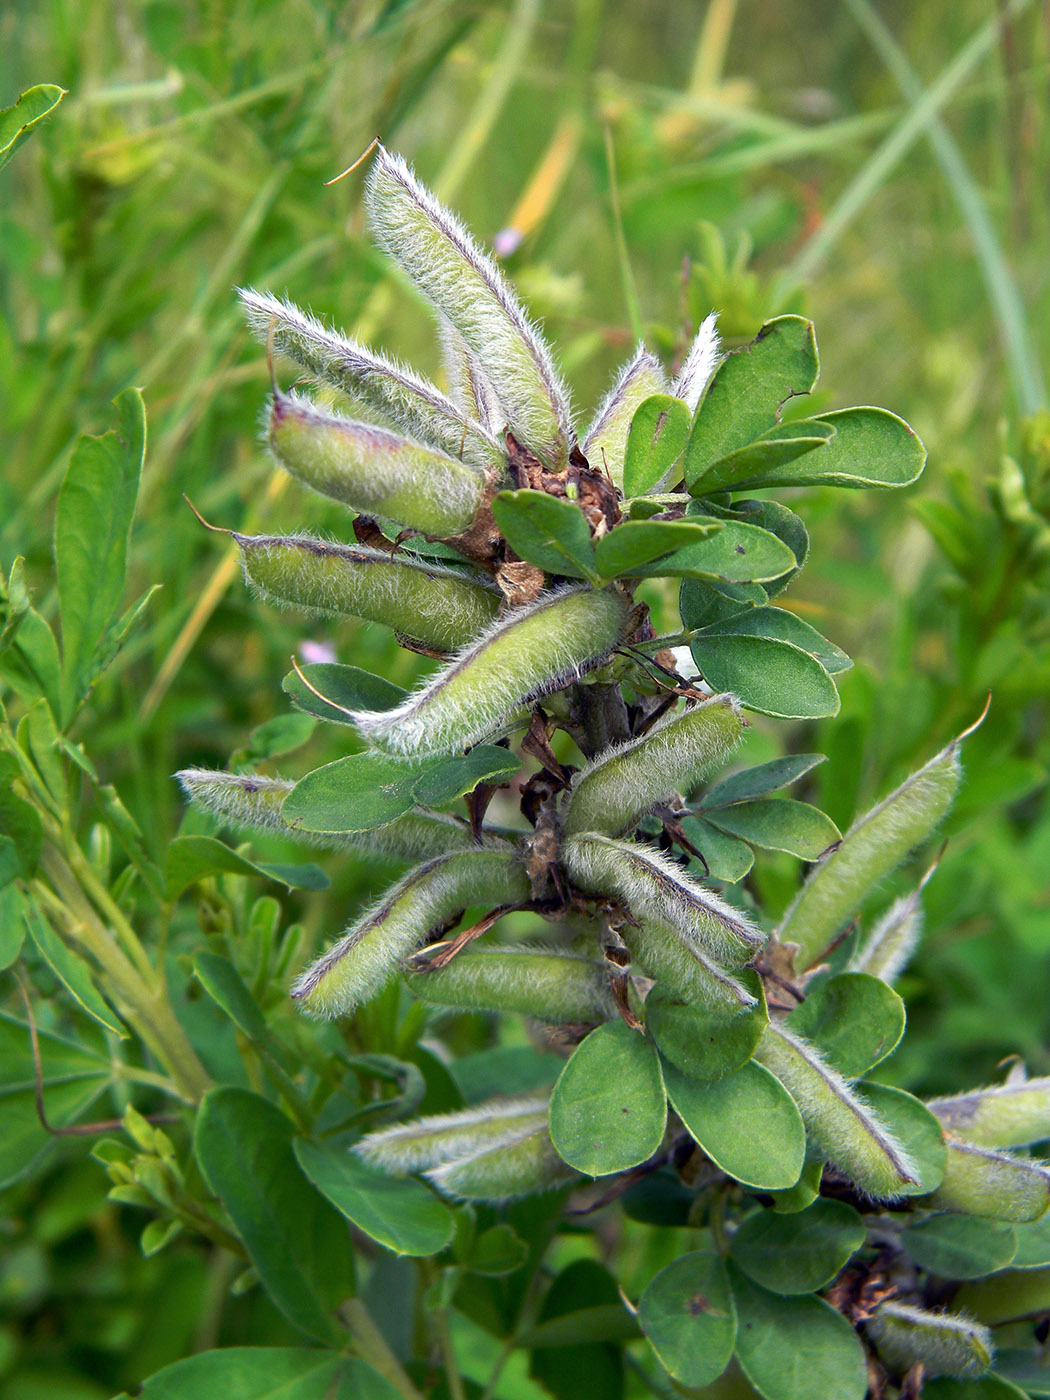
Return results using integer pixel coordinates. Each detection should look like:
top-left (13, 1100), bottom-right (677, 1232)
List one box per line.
top-left (679, 577), bottom-right (767, 631)
top-left (762, 407), bottom-right (926, 490)
top-left (2, 608), bottom-right (63, 718)
top-left (622, 395), bottom-right (692, 497)
top-left (729, 1263), bottom-right (868, 1400)
top-left (282, 662), bottom-right (407, 726)
top-left (923, 1379), bottom-right (1028, 1400)
top-left (549, 1021), bottom-right (667, 1176)
top-left (994, 1350), bottom-right (1050, 1396)
top-left (194, 1088), bottom-right (354, 1343)
top-left (690, 635), bottom-right (840, 719)
top-left (0, 884), bottom-right (26, 969)
top-left (55, 388), bottom-right (146, 720)
top-left (679, 816), bottom-right (755, 883)
top-left (697, 606), bottom-right (852, 676)
top-left (693, 419), bottom-right (836, 495)
top-left (193, 952), bottom-right (290, 1072)
top-left (0, 776), bottom-right (43, 881)
top-left (0, 84), bottom-right (65, 174)
top-left (664, 1058), bottom-right (805, 1190)
top-left (1011, 1215), bottom-right (1050, 1269)
top-left (165, 835), bottom-right (328, 898)
top-left (246, 713), bottom-right (316, 759)
top-left (283, 746), bottom-right (520, 836)
top-left (658, 520), bottom-right (798, 584)
top-left (647, 975), bottom-right (767, 1081)
top-left (703, 799), bottom-right (841, 860)
top-left (529, 1259), bottom-right (626, 1400)
top-left (128, 1348), bottom-right (402, 1399)
top-left (704, 755), bottom-right (826, 807)
top-left (729, 1200), bottom-right (866, 1295)
top-left (460, 1222), bottom-right (529, 1276)
top-left (787, 973), bottom-right (905, 1078)
top-left (293, 1139), bottom-right (453, 1257)
top-left (901, 1215), bottom-right (1017, 1279)
top-left (861, 1084), bottom-right (947, 1197)
top-left (594, 519), bottom-right (721, 581)
top-left (639, 1251), bottom-right (736, 1389)
top-left (684, 316), bottom-right (820, 484)
top-left (24, 904), bottom-right (127, 1037)
top-left (491, 490), bottom-right (598, 580)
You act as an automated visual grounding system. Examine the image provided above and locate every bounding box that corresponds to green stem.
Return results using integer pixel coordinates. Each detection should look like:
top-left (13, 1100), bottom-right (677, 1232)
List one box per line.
top-left (424, 1261), bottom-right (467, 1400)
top-left (341, 1297), bottom-right (425, 1400)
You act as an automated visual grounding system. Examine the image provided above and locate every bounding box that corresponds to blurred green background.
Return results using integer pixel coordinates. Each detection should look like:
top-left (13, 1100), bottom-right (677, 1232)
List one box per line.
top-left (2, 1), bottom-right (1049, 1394)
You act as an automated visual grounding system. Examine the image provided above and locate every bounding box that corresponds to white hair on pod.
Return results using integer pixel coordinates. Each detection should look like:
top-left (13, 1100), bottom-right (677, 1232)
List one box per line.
top-left (866, 1303), bottom-right (993, 1381)
top-left (850, 888), bottom-right (923, 984)
top-left (438, 320), bottom-right (504, 434)
top-left (355, 1094), bottom-right (550, 1173)
top-left (928, 1138), bottom-right (1050, 1222)
top-left (582, 343), bottom-right (669, 490)
top-left (673, 312), bottom-right (721, 413)
top-left (238, 287), bottom-right (503, 472)
top-left (365, 145), bottom-right (573, 463)
top-left (426, 1123), bottom-right (576, 1201)
top-left (926, 1075), bottom-right (1050, 1150)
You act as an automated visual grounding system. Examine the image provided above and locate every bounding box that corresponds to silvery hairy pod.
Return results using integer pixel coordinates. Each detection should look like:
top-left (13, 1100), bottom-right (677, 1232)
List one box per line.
top-left (927, 1074), bottom-right (1050, 1150)
top-left (291, 849), bottom-right (530, 1018)
top-left (268, 389), bottom-right (490, 538)
top-left (926, 1140), bottom-right (1050, 1223)
top-left (407, 945), bottom-right (619, 1024)
top-left (350, 586), bottom-right (633, 758)
top-left (562, 695), bottom-right (744, 838)
top-left (581, 344), bottom-right (669, 491)
top-left (234, 530), bottom-right (500, 652)
top-left (176, 769), bottom-right (496, 860)
top-left (866, 1302), bottom-right (993, 1380)
top-left (753, 1022), bottom-right (917, 1199)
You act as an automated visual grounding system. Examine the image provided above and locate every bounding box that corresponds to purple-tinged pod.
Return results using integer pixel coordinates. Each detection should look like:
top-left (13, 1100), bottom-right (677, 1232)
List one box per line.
top-left (291, 849), bottom-right (530, 1018)
top-left (269, 390), bottom-right (488, 537)
top-left (582, 344), bottom-right (669, 490)
top-left (355, 1094), bottom-right (551, 1173)
top-left (175, 769), bottom-right (500, 860)
top-left (754, 1022), bottom-right (917, 1200)
top-left (351, 586), bottom-right (633, 758)
top-left (866, 1302), bottom-right (993, 1380)
top-left (927, 1076), bottom-right (1050, 1151)
top-left (235, 531), bottom-right (500, 652)
top-left (407, 945), bottom-right (618, 1023)
top-left (925, 1140), bottom-right (1050, 1223)
top-left (426, 1123), bottom-right (576, 1201)
top-left (562, 832), bottom-right (763, 970)
top-left (563, 695), bottom-right (744, 838)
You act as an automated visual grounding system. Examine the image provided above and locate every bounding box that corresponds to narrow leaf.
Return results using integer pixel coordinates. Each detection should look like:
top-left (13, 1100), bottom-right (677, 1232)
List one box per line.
top-left (165, 835), bottom-right (328, 898)
top-left (0, 84), bottom-right (65, 173)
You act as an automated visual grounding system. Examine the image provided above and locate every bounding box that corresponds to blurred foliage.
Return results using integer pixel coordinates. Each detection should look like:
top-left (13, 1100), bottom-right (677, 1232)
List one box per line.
top-left (1, 0), bottom-right (1049, 1395)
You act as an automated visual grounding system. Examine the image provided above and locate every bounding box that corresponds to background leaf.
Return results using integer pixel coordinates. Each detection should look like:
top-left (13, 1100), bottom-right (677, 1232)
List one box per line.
top-left (0, 83), bottom-right (64, 173)
top-left (165, 835), bottom-right (328, 897)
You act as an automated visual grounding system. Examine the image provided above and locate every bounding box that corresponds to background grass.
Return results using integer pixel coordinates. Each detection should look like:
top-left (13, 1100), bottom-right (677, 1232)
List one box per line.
top-left (2, 1), bottom-right (1049, 1394)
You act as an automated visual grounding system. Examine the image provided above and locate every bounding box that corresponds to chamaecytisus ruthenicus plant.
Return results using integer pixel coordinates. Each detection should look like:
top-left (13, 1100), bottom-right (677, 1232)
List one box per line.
top-left (178, 147), bottom-right (1050, 1399)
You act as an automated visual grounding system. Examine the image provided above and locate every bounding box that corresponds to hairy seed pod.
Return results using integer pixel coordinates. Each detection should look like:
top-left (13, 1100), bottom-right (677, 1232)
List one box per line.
top-left (926, 1140), bottom-right (1050, 1222)
top-left (849, 888), bottom-right (924, 984)
top-left (426, 1124), bottom-right (576, 1201)
top-left (291, 850), bottom-right (530, 1017)
top-left (238, 288), bottom-right (504, 472)
top-left (407, 945), bottom-right (618, 1023)
top-left (365, 145), bottom-right (572, 464)
top-left (927, 1077), bottom-right (1050, 1150)
top-left (955, 1266), bottom-right (1050, 1327)
top-left (439, 321), bottom-right (502, 434)
top-left (562, 833), bottom-right (763, 968)
top-left (235, 531), bottom-right (501, 652)
top-left (269, 390), bottom-right (487, 537)
top-left (778, 736), bottom-right (961, 970)
top-left (175, 769), bottom-right (498, 860)
top-left (753, 1022), bottom-right (917, 1199)
top-left (355, 1095), bottom-right (550, 1173)
top-left (582, 344), bottom-right (669, 490)
top-left (866, 1302), bottom-right (993, 1380)
top-left (351, 586), bottom-right (632, 758)
top-left (563, 695), bottom-right (744, 837)
top-left (673, 313), bottom-right (721, 413)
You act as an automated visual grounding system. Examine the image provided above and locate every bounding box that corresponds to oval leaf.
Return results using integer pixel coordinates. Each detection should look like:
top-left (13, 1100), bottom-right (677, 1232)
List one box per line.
top-left (282, 662), bottom-right (407, 725)
top-left (901, 1214), bottom-right (1018, 1279)
top-left (697, 605), bottom-right (852, 675)
top-left (594, 519), bottom-right (720, 581)
top-left (549, 1021), bottom-right (667, 1176)
top-left (704, 754), bottom-right (827, 808)
top-left (639, 1251), bottom-right (736, 1389)
top-left (690, 635), bottom-right (840, 719)
top-left (787, 973), bottom-right (905, 1078)
top-left (679, 816), bottom-right (755, 884)
top-left (767, 407), bottom-right (926, 490)
top-left (730, 1199), bottom-right (866, 1295)
top-left (622, 395), bottom-right (692, 497)
top-left (703, 798), bottom-right (841, 860)
top-left (659, 521), bottom-right (797, 584)
top-left (491, 490), bottom-right (598, 580)
top-left (861, 1084), bottom-right (947, 1197)
top-left (647, 977), bottom-right (767, 1081)
top-left (130, 1349), bottom-right (401, 1399)
top-left (693, 419), bottom-right (836, 495)
top-left (664, 1058), bottom-right (805, 1190)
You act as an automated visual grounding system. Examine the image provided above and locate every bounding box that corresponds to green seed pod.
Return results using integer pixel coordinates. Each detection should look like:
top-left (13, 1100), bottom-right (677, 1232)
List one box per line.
top-left (582, 345), bottom-right (669, 491)
top-left (753, 1022), bottom-right (917, 1199)
top-left (355, 1095), bottom-right (550, 1173)
top-left (866, 1302), bottom-right (993, 1380)
top-left (407, 945), bottom-right (618, 1023)
top-left (563, 695), bottom-right (744, 837)
top-left (778, 735), bottom-right (962, 970)
top-left (269, 390), bottom-right (487, 537)
top-left (352, 586), bottom-right (633, 758)
top-left (291, 849), bottom-right (530, 1017)
top-left (954, 1265), bottom-right (1050, 1327)
top-left (562, 833), bottom-right (764, 969)
top-left (235, 531), bottom-right (501, 652)
top-left (239, 288), bottom-right (504, 472)
top-left (926, 1140), bottom-right (1050, 1223)
top-left (927, 1077), bottom-right (1050, 1150)
top-left (365, 145), bottom-right (572, 465)
top-left (848, 888), bottom-right (923, 984)
top-left (176, 768), bottom-right (496, 860)
top-left (427, 1124), bottom-right (576, 1201)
